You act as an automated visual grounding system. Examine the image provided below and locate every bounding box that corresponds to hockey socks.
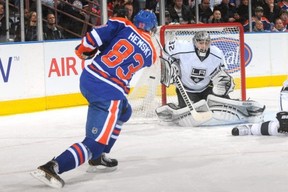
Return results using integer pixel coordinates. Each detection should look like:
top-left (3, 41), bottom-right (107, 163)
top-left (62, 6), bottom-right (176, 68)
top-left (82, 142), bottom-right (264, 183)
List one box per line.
top-left (55, 142), bottom-right (89, 174)
top-left (55, 138), bottom-right (105, 174)
top-left (104, 122), bottom-right (122, 153)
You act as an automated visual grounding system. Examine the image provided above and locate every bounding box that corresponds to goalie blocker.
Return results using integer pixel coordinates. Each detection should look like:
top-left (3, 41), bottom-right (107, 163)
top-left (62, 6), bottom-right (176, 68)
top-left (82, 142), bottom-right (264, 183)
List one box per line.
top-left (156, 94), bottom-right (265, 127)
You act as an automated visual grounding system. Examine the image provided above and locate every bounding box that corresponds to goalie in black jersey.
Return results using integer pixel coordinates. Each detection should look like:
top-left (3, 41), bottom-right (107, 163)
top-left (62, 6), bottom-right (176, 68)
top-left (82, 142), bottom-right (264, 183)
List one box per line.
top-left (156, 31), bottom-right (265, 127)
top-left (232, 80), bottom-right (288, 136)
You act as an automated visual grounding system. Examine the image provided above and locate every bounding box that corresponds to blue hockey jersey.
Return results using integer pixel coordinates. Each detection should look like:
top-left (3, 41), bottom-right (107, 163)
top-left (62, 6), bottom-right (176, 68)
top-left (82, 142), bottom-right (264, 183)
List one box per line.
top-left (79, 17), bottom-right (157, 101)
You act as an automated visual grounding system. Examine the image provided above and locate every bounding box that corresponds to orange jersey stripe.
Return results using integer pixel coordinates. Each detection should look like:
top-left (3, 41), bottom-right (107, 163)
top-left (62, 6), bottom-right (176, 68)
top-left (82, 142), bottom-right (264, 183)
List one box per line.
top-left (98, 101), bottom-right (119, 144)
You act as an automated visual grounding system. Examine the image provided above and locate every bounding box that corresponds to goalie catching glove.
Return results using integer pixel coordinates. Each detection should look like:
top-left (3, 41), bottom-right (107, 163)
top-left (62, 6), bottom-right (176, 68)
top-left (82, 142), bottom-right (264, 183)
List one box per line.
top-left (75, 44), bottom-right (98, 60)
top-left (210, 68), bottom-right (235, 96)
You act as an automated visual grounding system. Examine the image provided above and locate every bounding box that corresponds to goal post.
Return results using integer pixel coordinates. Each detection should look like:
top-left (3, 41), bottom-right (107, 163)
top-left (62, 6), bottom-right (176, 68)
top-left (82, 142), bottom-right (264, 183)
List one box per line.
top-left (128, 23), bottom-right (246, 119)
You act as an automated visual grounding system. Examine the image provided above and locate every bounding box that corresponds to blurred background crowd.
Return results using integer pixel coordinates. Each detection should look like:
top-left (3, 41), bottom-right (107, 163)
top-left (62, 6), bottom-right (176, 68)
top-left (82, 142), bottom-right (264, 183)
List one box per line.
top-left (0, 0), bottom-right (287, 42)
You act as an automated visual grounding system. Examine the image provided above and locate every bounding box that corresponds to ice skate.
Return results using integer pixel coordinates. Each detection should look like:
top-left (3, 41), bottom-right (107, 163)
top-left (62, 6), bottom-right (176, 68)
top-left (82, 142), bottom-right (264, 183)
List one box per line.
top-left (231, 124), bottom-right (252, 136)
top-left (87, 153), bottom-right (118, 173)
top-left (30, 160), bottom-right (64, 188)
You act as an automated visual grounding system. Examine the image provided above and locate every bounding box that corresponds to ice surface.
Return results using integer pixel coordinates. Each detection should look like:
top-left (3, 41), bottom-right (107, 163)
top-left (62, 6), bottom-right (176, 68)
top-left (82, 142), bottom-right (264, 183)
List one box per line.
top-left (1, 87), bottom-right (288, 192)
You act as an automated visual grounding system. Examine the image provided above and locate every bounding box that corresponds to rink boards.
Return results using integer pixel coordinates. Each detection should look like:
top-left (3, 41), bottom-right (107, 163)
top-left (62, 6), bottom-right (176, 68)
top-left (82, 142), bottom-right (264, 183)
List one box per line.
top-left (0, 33), bottom-right (287, 115)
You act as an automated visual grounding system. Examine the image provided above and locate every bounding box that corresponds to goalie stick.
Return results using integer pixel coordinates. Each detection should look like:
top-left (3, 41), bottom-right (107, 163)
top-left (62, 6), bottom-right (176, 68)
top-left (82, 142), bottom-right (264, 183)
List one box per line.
top-left (155, 37), bottom-right (213, 123)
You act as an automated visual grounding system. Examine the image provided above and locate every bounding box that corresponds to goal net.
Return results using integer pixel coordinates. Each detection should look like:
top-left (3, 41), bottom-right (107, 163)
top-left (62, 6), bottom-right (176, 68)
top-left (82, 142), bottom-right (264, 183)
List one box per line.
top-left (128, 23), bottom-right (246, 120)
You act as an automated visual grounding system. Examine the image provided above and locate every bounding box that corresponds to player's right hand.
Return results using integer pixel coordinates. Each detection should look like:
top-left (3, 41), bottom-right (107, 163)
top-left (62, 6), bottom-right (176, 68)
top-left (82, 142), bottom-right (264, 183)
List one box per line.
top-left (75, 44), bottom-right (98, 60)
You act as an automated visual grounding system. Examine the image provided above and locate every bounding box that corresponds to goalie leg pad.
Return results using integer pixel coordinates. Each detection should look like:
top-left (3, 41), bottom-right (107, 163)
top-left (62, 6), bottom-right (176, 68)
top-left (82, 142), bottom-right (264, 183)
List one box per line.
top-left (156, 103), bottom-right (195, 125)
top-left (207, 95), bottom-right (265, 123)
top-left (155, 103), bottom-right (180, 122)
top-left (155, 100), bottom-right (212, 126)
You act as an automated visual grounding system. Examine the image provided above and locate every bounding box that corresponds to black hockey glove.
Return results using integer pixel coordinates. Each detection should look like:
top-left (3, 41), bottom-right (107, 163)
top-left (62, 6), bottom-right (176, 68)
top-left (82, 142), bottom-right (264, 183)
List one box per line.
top-left (276, 111), bottom-right (288, 133)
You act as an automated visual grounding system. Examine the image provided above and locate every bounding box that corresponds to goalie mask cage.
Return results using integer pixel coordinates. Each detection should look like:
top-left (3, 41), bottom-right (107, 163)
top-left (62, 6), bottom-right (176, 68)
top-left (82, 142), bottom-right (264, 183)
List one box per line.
top-left (128, 23), bottom-right (246, 120)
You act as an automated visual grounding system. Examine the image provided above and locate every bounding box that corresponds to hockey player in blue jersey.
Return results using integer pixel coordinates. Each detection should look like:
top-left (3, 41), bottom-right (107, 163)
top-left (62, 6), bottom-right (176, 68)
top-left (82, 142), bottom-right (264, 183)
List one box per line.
top-left (31, 10), bottom-right (158, 188)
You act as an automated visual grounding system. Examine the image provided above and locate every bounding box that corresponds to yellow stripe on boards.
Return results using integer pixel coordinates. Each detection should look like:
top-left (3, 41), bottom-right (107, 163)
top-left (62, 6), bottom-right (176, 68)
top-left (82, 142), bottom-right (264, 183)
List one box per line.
top-left (45, 93), bottom-right (87, 109)
top-left (0, 97), bottom-right (46, 116)
top-left (0, 93), bottom-right (87, 116)
top-left (0, 75), bottom-right (287, 116)
top-left (246, 75), bottom-right (287, 88)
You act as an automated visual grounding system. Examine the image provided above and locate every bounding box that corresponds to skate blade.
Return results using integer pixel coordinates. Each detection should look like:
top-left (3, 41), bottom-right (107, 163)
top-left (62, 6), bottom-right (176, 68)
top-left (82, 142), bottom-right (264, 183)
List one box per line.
top-left (86, 165), bottom-right (117, 173)
top-left (30, 169), bottom-right (63, 189)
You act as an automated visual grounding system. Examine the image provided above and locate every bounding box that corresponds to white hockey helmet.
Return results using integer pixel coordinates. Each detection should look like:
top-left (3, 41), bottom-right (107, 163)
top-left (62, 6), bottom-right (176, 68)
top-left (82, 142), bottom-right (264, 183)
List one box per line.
top-left (193, 31), bottom-right (211, 58)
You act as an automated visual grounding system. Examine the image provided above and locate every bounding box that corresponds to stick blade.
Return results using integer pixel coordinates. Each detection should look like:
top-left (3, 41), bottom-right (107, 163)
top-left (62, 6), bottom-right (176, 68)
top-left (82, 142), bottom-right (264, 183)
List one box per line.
top-left (191, 110), bottom-right (213, 123)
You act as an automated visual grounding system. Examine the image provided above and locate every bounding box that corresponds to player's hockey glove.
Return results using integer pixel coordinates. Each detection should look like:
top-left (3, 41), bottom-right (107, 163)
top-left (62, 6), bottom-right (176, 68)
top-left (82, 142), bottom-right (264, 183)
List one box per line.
top-left (276, 111), bottom-right (288, 133)
top-left (75, 44), bottom-right (98, 60)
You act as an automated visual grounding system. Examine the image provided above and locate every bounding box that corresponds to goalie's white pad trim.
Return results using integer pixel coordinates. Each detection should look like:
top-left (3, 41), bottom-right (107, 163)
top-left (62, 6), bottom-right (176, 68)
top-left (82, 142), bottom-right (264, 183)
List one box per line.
top-left (155, 100), bottom-right (212, 127)
top-left (207, 95), bottom-right (265, 123)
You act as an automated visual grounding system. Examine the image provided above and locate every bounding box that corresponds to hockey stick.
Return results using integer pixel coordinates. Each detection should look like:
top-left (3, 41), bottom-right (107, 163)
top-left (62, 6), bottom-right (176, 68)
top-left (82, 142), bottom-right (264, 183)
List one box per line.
top-left (155, 37), bottom-right (213, 123)
top-left (173, 74), bottom-right (213, 122)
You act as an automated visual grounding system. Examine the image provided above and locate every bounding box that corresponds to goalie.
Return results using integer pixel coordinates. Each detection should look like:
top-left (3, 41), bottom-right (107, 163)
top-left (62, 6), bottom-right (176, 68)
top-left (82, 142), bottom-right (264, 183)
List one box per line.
top-left (232, 80), bottom-right (288, 136)
top-left (156, 31), bottom-right (265, 127)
